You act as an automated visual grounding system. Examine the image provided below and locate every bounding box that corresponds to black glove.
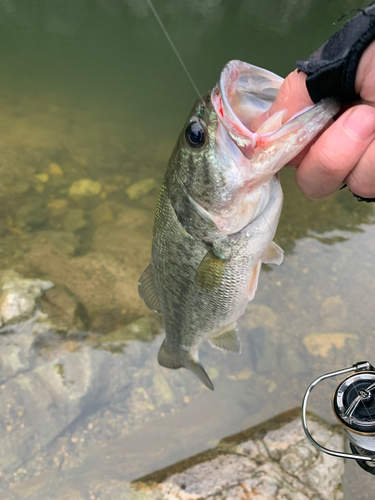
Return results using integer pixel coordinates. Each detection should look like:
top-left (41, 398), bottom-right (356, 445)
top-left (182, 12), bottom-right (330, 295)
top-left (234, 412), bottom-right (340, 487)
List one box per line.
top-left (297, 2), bottom-right (375, 202)
top-left (296, 2), bottom-right (375, 104)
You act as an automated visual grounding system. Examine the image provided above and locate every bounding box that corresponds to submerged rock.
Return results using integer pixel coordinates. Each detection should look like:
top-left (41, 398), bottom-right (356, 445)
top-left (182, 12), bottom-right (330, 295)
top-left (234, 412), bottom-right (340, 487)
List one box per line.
top-left (27, 241), bottom-right (150, 320)
top-left (126, 178), bottom-right (158, 200)
top-left (97, 316), bottom-right (162, 351)
top-left (35, 173), bottom-right (49, 183)
top-left (13, 179), bottom-right (31, 194)
top-left (0, 325), bottom-right (36, 383)
top-left (63, 208), bottom-right (87, 231)
top-left (303, 332), bottom-right (358, 358)
top-left (153, 372), bottom-right (174, 404)
top-left (0, 271), bottom-right (53, 327)
top-left (48, 162), bottom-right (64, 176)
top-left (15, 199), bottom-right (47, 230)
top-left (39, 284), bottom-right (88, 333)
top-left (33, 231), bottom-right (80, 255)
top-left (25, 204), bottom-right (153, 321)
top-left (320, 296), bottom-right (346, 318)
top-left (242, 304), bottom-right (279, 330)
top-left (47, 198), bottom-right (68, 215)
top-left (0, 332), bottom-right (138, 473)
top-left (69, 179), bottom-right (102, 197)
top-left (91, 202), bottom-right (113, 225)
top-left (320, 295), bottom-right (347, 330)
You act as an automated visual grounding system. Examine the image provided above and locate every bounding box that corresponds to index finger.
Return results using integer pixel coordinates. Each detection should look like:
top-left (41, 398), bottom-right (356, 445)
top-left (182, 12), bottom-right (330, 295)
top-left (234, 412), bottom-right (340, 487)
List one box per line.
top-left (251, 70), bottom-right (314, 131)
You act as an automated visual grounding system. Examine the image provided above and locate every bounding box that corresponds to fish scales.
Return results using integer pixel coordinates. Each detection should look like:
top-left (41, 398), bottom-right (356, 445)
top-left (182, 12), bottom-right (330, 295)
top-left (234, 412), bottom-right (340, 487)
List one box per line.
top-left (139, 60), bottom-right (340, 389)
top-left (153, 177), bottom-right (282, 341)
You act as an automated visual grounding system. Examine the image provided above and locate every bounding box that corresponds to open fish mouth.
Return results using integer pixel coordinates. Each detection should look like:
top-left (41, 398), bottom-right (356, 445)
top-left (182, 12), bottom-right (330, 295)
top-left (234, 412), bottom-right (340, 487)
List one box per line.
top-left (211, 60), bottom-right (284, 158)
top-left (211, 59), bottom-right (340, 173)
top-left (207, 60), bottom-right (340, 234)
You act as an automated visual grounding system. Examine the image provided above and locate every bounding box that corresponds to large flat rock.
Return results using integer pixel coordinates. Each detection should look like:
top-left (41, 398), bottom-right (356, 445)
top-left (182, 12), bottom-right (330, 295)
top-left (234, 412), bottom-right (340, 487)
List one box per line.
top-left (135, 411), bottom-right (345, 500)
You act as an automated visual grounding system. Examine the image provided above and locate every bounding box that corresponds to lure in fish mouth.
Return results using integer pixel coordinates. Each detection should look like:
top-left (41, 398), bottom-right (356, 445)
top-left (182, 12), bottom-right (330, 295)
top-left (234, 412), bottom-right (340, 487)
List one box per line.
top-left (139, 60), bottom-right (339, 390)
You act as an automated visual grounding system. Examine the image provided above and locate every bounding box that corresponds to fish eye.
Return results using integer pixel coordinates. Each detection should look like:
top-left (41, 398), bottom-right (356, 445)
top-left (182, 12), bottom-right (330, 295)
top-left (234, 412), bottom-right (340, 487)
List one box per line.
top-left (185, 119), bottom-right (207, 149)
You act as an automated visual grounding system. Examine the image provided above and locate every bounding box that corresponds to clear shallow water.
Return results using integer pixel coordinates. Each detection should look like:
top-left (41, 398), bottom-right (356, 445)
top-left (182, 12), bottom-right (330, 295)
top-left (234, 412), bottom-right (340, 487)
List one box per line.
top-left (0, 1), bottom-right (374, 498)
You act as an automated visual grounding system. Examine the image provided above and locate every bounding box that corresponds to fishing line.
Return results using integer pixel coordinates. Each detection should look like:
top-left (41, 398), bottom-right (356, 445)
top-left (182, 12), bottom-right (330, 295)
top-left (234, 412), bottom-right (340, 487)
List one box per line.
top-left (147, 4), bottom-right (371, 423)
top-left (146, 0), bottom-right (203, 103)
top-left (147, 0), bottom-right (278, 244)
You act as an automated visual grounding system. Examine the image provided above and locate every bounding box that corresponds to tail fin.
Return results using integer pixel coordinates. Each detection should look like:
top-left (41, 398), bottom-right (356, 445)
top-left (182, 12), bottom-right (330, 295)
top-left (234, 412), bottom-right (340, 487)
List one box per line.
top-left (158, 339), bottom-right (214, 391)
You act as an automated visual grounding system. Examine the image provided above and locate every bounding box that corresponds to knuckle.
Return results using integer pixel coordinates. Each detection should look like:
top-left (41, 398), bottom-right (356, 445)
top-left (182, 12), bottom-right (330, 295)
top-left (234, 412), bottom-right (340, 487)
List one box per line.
top-left (295, 177), bottom-right (324, 199)
top-left (347, 178), bottom-right (373, 198)
top-left (347, 155), bottom-right (375, 198)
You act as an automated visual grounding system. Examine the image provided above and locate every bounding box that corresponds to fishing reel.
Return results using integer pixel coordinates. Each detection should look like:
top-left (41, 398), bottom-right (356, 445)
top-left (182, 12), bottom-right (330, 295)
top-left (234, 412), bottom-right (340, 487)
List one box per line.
top-left (302, 361), bottom-right (375, 475)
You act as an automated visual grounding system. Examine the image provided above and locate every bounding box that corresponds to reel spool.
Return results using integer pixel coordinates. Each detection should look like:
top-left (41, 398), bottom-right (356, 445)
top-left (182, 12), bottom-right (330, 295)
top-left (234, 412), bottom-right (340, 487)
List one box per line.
top-left (302, 361), bottom-right (375, 475)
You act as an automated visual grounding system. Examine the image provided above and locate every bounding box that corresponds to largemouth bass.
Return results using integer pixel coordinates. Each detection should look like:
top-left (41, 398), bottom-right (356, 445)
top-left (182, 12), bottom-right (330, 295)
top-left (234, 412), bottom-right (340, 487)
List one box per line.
top-left (139, 60), bottom-right (339, 390)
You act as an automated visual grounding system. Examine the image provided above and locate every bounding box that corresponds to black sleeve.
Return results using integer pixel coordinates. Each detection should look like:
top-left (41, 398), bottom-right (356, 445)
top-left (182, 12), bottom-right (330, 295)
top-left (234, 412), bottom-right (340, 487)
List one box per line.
top-left (297, 2), bottom-right (375, 202)
top-left (296, 2), bottom-right (375, 104)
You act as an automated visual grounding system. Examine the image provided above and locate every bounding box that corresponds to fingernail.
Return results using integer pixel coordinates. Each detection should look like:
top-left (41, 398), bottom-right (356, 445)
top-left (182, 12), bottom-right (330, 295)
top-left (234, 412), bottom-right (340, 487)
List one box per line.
top-left (343, 106), bottom-right (375, 141)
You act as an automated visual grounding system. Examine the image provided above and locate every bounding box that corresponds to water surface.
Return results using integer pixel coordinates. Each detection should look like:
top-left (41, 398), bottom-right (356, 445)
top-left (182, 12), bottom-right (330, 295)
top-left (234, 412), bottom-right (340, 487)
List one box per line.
top-left (0, 1), bottom-right (374, 499)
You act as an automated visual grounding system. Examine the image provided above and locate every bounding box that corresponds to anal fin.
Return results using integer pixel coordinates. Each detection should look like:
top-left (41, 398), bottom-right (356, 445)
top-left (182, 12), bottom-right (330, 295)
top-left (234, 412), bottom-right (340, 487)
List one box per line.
top-left (138, 264), bottom-right (161, 313)
top-left (248, 259), bottom-right (262, 301)
top-left (210, 323), bottom-right (241, 353)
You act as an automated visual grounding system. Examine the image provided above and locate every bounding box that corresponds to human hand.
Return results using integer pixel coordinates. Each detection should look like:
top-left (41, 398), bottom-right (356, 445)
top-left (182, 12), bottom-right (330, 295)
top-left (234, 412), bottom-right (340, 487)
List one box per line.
top-left (253, 39), bottom-right (375, 200)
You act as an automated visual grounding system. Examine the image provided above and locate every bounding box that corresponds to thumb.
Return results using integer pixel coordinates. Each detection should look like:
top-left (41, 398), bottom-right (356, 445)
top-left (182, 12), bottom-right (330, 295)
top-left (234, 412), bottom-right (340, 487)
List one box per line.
top-left (251, 69), bottom-right (314, 131)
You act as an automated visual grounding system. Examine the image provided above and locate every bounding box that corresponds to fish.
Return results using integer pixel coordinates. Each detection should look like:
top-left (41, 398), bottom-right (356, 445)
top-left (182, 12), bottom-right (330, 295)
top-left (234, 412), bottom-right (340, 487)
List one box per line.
top-left (139, 60), bottom-right (339, 390)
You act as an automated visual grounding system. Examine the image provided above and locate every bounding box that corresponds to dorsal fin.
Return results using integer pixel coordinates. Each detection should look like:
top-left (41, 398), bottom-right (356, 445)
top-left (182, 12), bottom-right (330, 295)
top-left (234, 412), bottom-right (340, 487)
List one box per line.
top-left (138, 264), bottom-right (161, 313)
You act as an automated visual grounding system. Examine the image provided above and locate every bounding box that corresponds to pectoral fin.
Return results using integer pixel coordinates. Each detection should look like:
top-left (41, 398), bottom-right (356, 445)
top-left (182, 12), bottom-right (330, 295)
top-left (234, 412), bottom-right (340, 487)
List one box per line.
top-left (195, 247), bottom-right (229, 291)
top-left (209, 323), bottom-right (241, 353)
top-left (138, 264), bottom-right (161, 313)
top-left (158, 339), bottom-right (214, 390)
top-left (262, 241), bottom-right (284, 266)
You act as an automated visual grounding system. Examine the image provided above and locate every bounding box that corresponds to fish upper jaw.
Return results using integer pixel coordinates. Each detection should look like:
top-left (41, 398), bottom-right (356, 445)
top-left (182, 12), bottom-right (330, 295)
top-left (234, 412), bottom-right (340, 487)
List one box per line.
top-left (211, 59), bottom-right (284, 159)
top-left (211, 85), bottom-right (258, 159)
